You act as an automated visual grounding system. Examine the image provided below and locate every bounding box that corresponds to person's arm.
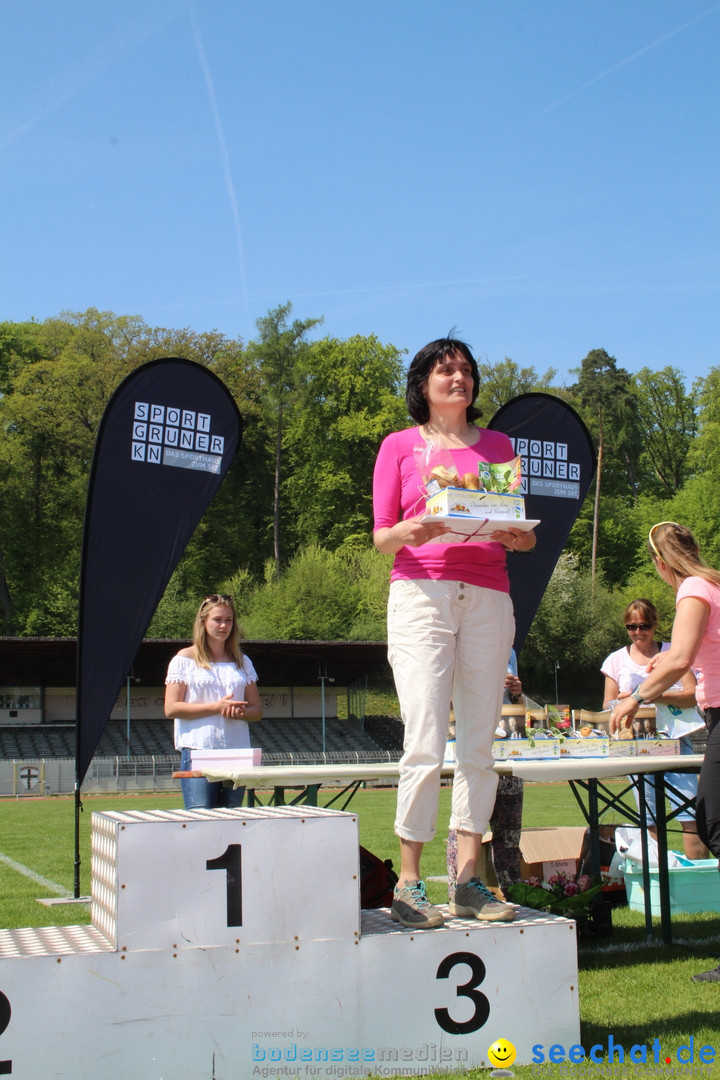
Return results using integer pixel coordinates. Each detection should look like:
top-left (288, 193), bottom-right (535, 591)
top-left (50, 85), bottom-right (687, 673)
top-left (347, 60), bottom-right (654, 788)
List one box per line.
top-left (372, 433), bottom-right (448, 553)
top-left (490, 526), bottom-right (537, 553)
top-left (240, 681), bottom-right (263, 722)
top-left (603, 675), bottom-right (620, 710)
top-left (373, 517), bottom-right (449, 554)
top-left (164, 680), bottom-right (249, 721)
top-left (654, 664), bottom-right (697, 709)
top-left (612, 596), bottom-right (709, 727)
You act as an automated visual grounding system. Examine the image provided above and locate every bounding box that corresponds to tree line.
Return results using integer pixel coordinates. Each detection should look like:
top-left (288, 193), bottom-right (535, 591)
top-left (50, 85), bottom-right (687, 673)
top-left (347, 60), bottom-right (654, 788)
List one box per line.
top-left (0, 305), bottom-right (715, 704)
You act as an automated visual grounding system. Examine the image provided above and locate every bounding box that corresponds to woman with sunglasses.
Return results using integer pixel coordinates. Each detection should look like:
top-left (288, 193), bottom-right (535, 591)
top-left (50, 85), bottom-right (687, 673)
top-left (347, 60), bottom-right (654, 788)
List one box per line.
top-left (602, 597), bottom-right (708, 860)
top-left (165, 594), bottom-right (262, 809)
top-left (612, 523), bottom-right (720, 980)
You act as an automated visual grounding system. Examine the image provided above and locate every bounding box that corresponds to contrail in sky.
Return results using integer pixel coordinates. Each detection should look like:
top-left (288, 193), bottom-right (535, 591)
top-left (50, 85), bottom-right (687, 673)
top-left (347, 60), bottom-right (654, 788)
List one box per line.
top-left (187, 2), bottom-right (249, 310)
top-left (529, 1), bottom-right (720, 122)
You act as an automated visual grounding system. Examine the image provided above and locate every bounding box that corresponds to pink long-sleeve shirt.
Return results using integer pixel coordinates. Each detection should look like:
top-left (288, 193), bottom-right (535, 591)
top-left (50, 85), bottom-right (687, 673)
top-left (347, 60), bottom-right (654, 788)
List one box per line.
top-left (373, 425), bottom-right (514, 592)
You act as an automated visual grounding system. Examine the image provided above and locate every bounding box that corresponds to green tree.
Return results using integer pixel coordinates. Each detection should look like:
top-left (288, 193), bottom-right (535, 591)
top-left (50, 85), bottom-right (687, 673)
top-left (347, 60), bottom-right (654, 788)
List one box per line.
top-left (689, 366), bottom-right (720, 478)
top-left (475, 357), bottom-right (558, 419)
top-left (571, 349), bottom-right (639, 587)
top-left (284, 334), bottom-right (407, 549)
top-left (632, 366), bottom-right (697, 496)
top-left (246, 304), bottom-right (323, 571)
top-left (521, 553), bottom-right (620, 705)
top-left (239, 546), bottom-right (361, 640)
top-left (0, 310), bottom-right (268, 634)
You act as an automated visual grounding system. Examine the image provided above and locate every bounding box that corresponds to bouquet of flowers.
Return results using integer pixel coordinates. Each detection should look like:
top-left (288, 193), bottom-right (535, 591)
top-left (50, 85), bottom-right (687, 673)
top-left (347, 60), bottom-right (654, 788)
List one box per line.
top-left (506, 871), bottom-right (603, 915)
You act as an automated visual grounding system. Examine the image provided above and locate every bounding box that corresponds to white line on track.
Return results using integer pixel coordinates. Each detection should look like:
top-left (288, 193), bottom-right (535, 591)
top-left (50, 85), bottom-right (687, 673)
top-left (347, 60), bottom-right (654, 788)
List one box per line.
top-left (0, 851), bottom-right (71, 897)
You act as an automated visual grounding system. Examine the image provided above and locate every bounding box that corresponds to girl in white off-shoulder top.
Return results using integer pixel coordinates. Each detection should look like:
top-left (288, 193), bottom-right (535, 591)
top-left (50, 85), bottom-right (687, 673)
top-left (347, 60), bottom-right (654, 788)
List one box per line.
top-left (165, 593), bottom-right (262, 808)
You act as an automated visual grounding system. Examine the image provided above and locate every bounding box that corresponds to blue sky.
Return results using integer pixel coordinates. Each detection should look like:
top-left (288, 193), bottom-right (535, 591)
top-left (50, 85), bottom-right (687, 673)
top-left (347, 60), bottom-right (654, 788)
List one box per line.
top-left (3, 1), bottom-right (719, 386)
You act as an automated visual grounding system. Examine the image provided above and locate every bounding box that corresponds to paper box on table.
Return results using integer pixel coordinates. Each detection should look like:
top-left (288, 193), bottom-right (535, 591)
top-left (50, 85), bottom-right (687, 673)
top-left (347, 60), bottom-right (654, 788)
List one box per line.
top-left (608, 739), bottom-right (637, 758)
top-left (492, 737), bottom-right (560, 760)
top-left (559, 738), bottom-right (610, 758)
top-left (190, 747), bottom-right (262, 770)
top-left (624, 859), bottom-right (720, 915)
top-left (425, 487), bottom-right (526, 520)
top-left (519, 827), bottom-right (588, 881)
top-left (635, 738), bottom-right (681, 757)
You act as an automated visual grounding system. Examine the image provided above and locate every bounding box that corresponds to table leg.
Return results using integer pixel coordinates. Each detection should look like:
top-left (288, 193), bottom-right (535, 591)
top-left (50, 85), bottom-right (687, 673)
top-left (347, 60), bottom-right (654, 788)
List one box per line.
top-left (654, 771), bottom-right (673, 945)
top-left (637, 775), bottom-right (654, 942)
top-left (587, 779), bottom-right (601, 880)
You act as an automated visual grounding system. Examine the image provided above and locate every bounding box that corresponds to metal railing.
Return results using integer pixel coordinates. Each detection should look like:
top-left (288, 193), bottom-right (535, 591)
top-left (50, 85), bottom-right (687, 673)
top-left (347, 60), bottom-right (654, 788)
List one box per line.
top-left (0, 749), bottom-right (403, 797)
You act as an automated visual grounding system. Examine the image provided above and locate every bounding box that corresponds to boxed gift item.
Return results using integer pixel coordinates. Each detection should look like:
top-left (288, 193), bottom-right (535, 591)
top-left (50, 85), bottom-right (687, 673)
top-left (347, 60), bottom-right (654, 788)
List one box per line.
top-left (425, 487), bottom-right (526, 521)
top-left (190, 747), bottom-right (262, 770)
top-left (422, 488), bottom-right (539, 542)
top-left (608, 739), bottom-right (637, 758)
top-left (559, 738), bottom-right (610, 758)
top-left (492, 737), bottom-right (560, 761)
top-left (634, 738), bottom-right (681, 757)
top-left (418, 452), bottom-right (539, 542)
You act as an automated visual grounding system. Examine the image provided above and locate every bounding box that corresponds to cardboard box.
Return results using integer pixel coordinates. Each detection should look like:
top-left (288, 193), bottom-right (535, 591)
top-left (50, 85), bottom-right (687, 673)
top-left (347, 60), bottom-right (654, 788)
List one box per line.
top-left (518, 826), bottom-right (588, 881)
top-left (559, 738), bottom-right (610, 758)
top-left (634, 738), bottom-right (681, 757)
top-left (492, 737), bottom-right (560, 761)
top-left (608, 739), bottom-right (637, 758)
top-left (624, 859), bottom-right (720, 915)
top-left (190, 747), bottom-right (262, 770)
top-left (425, 487), bottom-right (525, 520)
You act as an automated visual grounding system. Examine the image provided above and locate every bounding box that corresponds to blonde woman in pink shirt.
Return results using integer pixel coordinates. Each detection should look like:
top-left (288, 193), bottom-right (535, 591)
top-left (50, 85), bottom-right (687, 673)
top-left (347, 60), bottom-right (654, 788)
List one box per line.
top-left (373, 336), bottom-right (536, 930)
top-left (611, 522), bottom-right (720, 982)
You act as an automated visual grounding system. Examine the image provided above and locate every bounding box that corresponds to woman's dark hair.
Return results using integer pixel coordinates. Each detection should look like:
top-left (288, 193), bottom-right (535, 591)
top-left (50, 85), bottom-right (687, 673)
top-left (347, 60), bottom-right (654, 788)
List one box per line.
top-left (406, 336), bottom-right (481, 425)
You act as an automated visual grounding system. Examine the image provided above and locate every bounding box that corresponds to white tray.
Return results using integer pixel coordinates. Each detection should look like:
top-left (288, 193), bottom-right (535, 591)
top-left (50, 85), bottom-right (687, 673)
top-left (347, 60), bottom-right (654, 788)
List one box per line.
top-left (420, 514), bottom-right (540, 544)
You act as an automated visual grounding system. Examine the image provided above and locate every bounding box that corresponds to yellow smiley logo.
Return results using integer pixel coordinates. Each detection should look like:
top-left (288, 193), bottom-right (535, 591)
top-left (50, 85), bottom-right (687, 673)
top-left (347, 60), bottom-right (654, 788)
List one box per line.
top-left (488, 1038), bottom-right (517, 1068)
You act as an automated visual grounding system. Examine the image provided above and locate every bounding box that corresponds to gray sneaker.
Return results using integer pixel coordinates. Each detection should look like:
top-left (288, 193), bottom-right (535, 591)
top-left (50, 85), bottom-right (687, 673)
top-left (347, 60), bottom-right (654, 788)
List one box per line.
top-left (391, 879), bottom-right (445, 929)
top-left (449, 877), bottom-right (515, 922)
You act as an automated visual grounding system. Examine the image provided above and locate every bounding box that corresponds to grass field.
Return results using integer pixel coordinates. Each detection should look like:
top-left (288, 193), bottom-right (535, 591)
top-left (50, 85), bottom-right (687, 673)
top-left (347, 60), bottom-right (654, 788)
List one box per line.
top-left (2, 783), bottom-right (720, 1079)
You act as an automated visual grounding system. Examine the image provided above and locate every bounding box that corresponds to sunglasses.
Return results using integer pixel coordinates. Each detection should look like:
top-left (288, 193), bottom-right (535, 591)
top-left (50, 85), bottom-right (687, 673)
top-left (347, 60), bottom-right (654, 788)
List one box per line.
top-left (625, 623), bottom-right (653, 632)
top-left (204, 594), bottom-right (233, 605)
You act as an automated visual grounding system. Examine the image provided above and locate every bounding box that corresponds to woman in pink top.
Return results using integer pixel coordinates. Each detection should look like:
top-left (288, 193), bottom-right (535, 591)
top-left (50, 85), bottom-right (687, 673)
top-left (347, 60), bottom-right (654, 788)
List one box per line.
top-left (611, 522), bottom-right (720, 982)
top-left (373, 336), bottom-right (537, 930)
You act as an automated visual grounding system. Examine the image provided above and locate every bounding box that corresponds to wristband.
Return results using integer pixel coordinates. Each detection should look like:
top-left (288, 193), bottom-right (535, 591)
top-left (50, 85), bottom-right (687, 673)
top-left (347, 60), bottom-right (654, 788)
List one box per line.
top-left (631, 686), bottom-right (645, 703)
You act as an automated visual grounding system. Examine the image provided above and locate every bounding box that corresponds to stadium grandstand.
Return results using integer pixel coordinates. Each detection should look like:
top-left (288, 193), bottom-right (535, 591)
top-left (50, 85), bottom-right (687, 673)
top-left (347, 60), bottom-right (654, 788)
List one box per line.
top-left (0, 638), bottom-right (404, 795)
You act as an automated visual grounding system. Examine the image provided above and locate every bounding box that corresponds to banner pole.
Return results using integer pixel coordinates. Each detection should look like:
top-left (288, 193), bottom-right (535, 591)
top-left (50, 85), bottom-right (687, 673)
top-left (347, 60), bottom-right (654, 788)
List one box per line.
top-left (73, 782), bottom-right (82, 899)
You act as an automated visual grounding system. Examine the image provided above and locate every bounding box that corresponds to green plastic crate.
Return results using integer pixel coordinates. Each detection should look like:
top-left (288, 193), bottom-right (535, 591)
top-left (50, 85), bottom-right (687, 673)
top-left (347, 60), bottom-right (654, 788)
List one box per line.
top-left (624, 858), bottom-right (720, 916)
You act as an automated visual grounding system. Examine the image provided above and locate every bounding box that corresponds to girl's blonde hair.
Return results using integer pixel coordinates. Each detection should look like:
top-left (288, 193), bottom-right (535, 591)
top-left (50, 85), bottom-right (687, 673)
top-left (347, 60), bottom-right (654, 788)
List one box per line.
top-left (192, 594), bottom-right (244, 669)
top-left (648, 522), bottom-right (720, 589)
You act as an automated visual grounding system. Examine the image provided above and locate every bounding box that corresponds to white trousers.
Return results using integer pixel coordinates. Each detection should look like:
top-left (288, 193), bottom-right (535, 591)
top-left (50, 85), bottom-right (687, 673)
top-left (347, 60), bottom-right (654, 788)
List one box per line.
top-left (388, 578), bottom-right (515, 843)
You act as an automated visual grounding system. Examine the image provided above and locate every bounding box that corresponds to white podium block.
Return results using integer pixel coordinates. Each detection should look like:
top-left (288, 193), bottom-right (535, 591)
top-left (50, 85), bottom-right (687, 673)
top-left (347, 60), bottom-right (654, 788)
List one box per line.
top-left (0, 806), bottom-right (581, 1076)
top-left (91, 806), bottom-right (360, 950)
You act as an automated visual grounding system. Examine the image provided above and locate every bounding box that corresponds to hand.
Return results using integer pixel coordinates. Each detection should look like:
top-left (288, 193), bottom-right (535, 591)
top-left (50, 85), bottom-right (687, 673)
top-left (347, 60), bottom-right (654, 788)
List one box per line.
top-left (505, 673), bottom-right (522, 698)
top-left (218, 694), bottom-right (247, 719)
top-left (491, 527), bottom-right (536, 552)
top-left (610, 696), bottom-right (638, 735)
top-left (394, 515), bottom-right (450, 548)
